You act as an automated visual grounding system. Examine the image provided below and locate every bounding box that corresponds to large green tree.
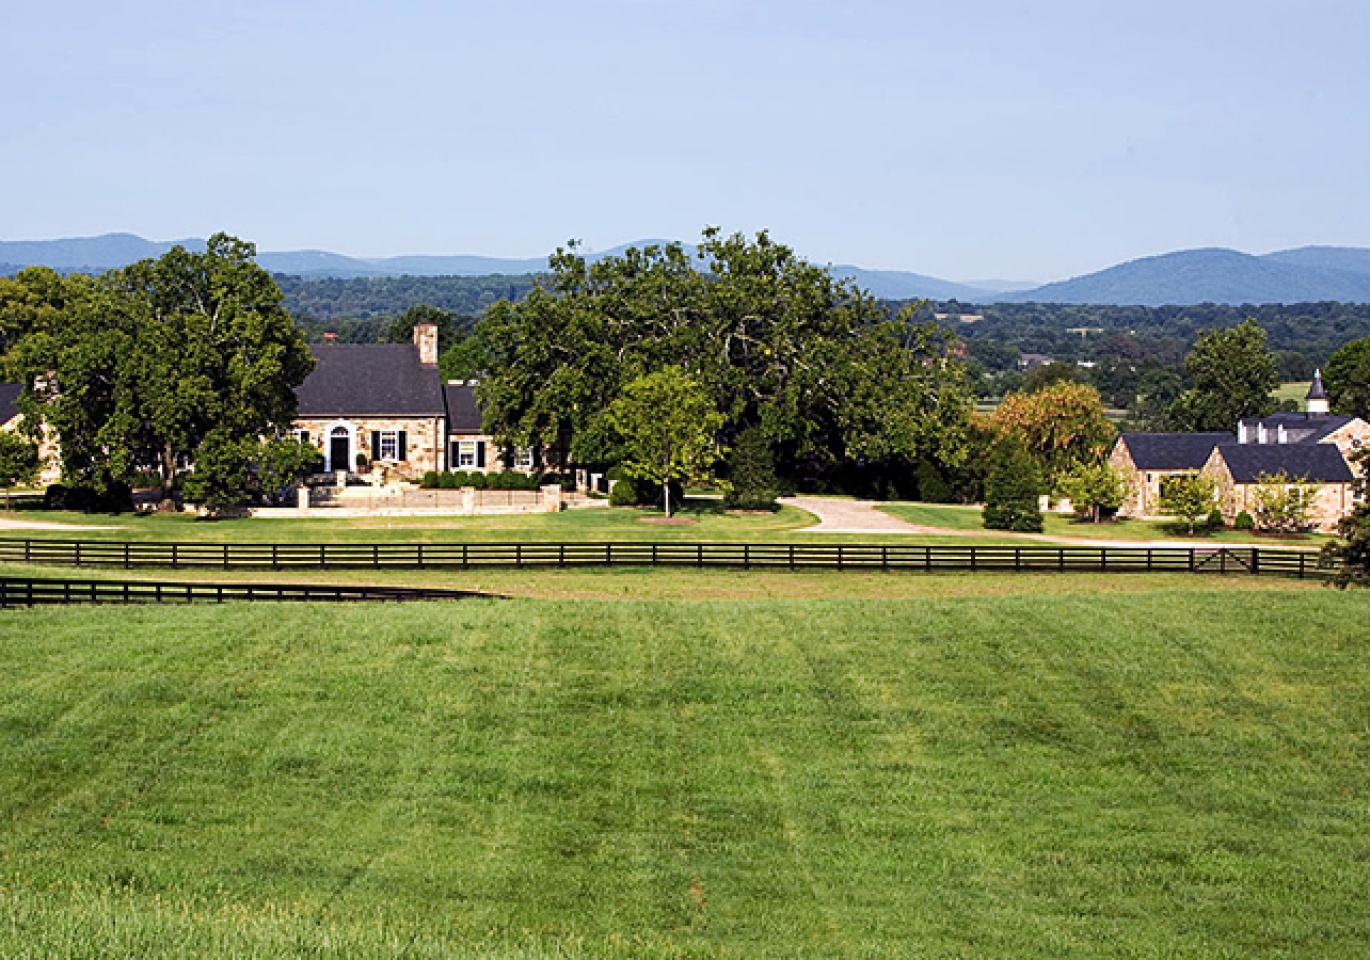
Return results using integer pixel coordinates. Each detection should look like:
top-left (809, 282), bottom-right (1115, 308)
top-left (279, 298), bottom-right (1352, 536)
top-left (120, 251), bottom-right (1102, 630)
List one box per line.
top-left (1167, 319), bottom-right (1279, 431)
top-left (477, 229), bottom-right (975, 485)
top-left (5, 236), bottom-right (317, 510)
top-left (1324, 336), bottom-right (1370, 419)
top-left (605, 368), bottom-right (724, 518)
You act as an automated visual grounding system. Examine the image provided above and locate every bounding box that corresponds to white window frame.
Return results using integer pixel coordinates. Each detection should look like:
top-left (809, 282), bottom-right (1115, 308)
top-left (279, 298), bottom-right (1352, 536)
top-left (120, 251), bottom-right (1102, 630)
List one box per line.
top-left (378, 430), bottom-right (399, 462)
top-left (457, 440), bottom-right (477, 468)
top-left (514, 447), bottom-right (534, 470)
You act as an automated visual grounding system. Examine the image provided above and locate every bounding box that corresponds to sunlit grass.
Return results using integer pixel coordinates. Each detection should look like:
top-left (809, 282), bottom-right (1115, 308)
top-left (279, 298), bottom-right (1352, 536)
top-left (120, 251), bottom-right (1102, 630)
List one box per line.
top-left (2, 591), bottom-right (1367, 957)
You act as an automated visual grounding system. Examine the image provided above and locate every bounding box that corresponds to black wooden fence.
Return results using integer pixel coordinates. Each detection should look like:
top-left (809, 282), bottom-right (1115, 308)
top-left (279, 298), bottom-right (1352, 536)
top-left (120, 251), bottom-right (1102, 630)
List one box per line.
top-left (0, 576), bottom-right (485, 608)
top-left (0, 538), bottom-right (1329, 579)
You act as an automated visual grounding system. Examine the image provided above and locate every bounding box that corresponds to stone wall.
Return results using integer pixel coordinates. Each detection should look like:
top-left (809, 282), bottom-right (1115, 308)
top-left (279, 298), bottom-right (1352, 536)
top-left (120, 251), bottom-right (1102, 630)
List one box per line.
top-left (296, 416), bottom-right (444, 480)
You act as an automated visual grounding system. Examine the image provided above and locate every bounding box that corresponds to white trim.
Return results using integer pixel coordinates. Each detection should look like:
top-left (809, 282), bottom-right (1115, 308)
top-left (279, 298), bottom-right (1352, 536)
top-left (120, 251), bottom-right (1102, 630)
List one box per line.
top-left (324, 420), bottom-right (355, 473)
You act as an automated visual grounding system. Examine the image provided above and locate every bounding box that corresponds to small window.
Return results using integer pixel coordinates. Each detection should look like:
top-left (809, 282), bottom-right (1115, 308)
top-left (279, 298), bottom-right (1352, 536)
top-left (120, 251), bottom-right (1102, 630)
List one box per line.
top-left (379, 430), bottom-right (399, 461)
top-left (296, 429), bottom-right (311, 444)
top-left (457, 440), bottom-right (477, 468)
top-left (514, 447), bottom-right (534, 470)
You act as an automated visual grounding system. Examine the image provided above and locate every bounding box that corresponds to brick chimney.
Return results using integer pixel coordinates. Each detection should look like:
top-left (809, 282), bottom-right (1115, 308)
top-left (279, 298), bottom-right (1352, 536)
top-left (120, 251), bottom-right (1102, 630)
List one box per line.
top-left (413, 322), bottom-right (439, 366)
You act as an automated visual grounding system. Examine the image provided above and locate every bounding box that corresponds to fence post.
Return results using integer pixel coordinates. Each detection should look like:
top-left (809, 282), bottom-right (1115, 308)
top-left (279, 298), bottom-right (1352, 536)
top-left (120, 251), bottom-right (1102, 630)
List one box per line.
top-left (417, 544), bottom-right (425, 569)
top-left (1251, 549), bottom-right (1260, 576)
top-left (744, 544), bottom-right (750, 570)
top-left (1299, 553), bottom-right (1306, 579)
top-left (970, 546), bottom-right (976, 572)
top-left (172, 543), bottom-right (179, 569)
top-left (882, 545), bottom-right (889, 572)
top-left (516, 543), bottom-right (523, 568)
top-left (789, 544), bottom-right (796, 572)
top-left (837, 544), bottom-right (844, 571)
top-left (74, 542), bottom-right (81, 567)
top-left (925, 545), bottom-right (932, 572)
top-left (223, 544), bottom-right (230, 570)
top-left (1188, 550), bottom-right (1195, 573)
top-left (24, 540), bottom-right (30, 564)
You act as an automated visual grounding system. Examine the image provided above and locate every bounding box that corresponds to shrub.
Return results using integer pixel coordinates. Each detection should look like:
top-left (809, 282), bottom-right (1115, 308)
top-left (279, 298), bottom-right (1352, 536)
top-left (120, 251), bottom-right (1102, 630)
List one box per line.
top-left (1234, 511), bottom-right (1255, 530)
top-left (44, 482), bottom-right (133, 514)
top-left (722, 427), bottom-right (780, 512)
top-left (420, 471), bottom-right (441, 489)
top-left (1206, 507), bottom-right (1225, 530)
top-left (914, 460), bottom-right (954, 504)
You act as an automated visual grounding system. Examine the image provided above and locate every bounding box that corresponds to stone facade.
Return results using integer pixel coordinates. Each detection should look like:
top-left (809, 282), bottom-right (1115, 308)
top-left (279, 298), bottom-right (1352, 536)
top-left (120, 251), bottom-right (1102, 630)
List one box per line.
top-left (1109, 441), bottom-right (1194, 517)
top-left (295, 416), bottom-right (446, 480)
top-left (1202, 449), bottom-right (1353, 534)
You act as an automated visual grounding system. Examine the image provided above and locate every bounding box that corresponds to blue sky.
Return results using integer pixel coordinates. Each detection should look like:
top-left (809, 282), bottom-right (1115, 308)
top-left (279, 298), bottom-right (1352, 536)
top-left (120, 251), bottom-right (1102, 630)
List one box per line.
top-left (3, 0), bottom-right (1367, 281)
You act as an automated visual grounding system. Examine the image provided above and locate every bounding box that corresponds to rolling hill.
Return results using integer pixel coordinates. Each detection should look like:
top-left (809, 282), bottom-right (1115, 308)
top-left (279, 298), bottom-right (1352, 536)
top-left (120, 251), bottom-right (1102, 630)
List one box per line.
top-left (7, 233), bottom-right (1370, 305)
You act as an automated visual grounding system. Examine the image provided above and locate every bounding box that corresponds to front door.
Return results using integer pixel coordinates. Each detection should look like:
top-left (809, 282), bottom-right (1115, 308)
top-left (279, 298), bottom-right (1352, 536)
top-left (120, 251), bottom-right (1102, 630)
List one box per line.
top-left (329, 428), bottom-right (350, 473)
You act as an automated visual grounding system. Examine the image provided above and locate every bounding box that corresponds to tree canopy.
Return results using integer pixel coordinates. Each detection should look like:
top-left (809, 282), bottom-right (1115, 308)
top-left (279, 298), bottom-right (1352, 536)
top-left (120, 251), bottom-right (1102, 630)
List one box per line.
top-left (2, 235), bottom-right (317, 509)
top-left (476, 229), bottom-right (975, 490)
top-left (1167, 319), bottom-right (1279, 431)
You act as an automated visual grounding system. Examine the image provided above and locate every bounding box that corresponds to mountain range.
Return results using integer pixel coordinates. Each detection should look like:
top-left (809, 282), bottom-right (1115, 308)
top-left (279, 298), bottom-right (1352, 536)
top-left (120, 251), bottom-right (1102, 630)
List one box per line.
top-left (5, 233), bottom-right (1370, 306)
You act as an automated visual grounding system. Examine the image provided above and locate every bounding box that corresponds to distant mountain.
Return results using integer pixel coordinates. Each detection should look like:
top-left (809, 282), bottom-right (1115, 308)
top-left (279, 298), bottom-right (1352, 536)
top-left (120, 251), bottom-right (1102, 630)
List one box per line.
top-left (828, 266), bottom-right (995, 301)
top-left (8, 233), bottom-right (1370, 306)
top-left (1002, 248), bottom-right (1370, 306)
top-left (0, 233), bottom-right (205, 274)
top-left (1260, 245), bottom-right (1370, 277)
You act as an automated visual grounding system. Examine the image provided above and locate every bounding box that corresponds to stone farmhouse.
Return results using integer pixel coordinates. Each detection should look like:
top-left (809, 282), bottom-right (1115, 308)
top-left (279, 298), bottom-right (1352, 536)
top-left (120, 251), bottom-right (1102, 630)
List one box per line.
top-left (293, 322), bottom-right (527, 481)
top-left (1110, 372), bottom-right (1367, 532)
top-left (0, 382), bottom-right (61, 485)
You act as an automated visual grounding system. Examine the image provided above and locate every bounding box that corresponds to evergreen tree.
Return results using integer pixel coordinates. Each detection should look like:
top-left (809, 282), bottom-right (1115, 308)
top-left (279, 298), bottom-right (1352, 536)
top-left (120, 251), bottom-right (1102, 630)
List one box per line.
top-left (722, 426), bottom-right (780, 511)
top-left (982, 435), bottom-right (1044, 532)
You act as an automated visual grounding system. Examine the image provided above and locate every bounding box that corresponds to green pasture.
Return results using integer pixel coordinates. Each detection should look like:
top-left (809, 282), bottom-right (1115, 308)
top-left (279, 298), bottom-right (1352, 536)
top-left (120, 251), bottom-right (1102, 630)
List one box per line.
top-left (2, 589), bottom-right (1367, 958)
top-left (879, 502), bottom-right (1329, 545)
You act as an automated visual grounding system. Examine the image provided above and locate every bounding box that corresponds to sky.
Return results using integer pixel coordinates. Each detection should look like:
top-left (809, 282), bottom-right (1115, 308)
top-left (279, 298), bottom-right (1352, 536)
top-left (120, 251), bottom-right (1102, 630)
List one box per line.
top-left (3, 0), bottom-right (1369, 282)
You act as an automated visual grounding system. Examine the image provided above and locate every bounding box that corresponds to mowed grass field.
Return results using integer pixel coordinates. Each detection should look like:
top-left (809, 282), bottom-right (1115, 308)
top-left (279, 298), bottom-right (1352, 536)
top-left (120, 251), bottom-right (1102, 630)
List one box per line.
top-left (2, 581), bottom-right (1368, 958)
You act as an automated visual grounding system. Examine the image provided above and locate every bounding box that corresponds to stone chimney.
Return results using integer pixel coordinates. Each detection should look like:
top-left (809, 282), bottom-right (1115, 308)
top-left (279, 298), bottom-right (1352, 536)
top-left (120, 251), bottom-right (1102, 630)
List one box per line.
top-left (414, 322), bottom-right (439, 366)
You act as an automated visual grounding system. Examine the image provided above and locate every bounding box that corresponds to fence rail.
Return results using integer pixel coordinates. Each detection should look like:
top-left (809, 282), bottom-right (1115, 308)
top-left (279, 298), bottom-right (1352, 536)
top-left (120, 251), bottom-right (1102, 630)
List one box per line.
top-left (0, 576), bottom-right (485, 608)
top-left (0, 538), bottom-right (1330, 579)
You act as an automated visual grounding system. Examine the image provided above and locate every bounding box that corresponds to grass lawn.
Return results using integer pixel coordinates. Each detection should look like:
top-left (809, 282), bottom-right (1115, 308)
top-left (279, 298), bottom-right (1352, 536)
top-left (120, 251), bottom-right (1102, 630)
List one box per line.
top-left (879, 502), bottom-right (1329, 545)
top-left (0, 500), bottom-right (819, 544)
top-left (2, 588), bottom-right (1367, 957)
top-left (1276, 381), bottom-right (1312, 405)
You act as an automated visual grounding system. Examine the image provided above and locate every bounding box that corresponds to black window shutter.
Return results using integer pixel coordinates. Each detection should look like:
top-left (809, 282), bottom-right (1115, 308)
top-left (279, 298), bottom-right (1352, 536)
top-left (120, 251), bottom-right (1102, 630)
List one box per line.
top-left (476, 441), bottom-right (486, 468)
top-left (371, 431), bottom-right (381, 460)
top-left (450, 442), bottom-right (459, 467)
top-left (533, 446), bottom-right (543, 468)
top-left (398, 431), bottom-right (407, 461)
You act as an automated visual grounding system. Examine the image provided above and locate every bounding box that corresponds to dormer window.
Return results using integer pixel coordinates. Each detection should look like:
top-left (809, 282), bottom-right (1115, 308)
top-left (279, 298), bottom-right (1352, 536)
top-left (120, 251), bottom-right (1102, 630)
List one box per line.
top-left (1257, 423), bottom-right (1268, 444)
top-left (1277, 424), bottom-right (1287, 444)
top-left (1238, 422), bottom-right (1248, 443)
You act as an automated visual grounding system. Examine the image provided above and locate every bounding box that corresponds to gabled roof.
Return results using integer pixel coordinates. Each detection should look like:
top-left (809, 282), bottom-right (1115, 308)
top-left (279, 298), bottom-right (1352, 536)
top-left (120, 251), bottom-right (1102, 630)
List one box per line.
top-left (1118, 432), bottom-right (1233, 470)
top-left (444, 382), bottom-right (483, 433)
top-left (1213, 442), bottom-right (1354, 484)
top-left (296, 345), bottom-right (445, 418)
top-left (1237, 412), bottom-right (1354, 444)
top-left (0, 383), bottom-right (20, 426)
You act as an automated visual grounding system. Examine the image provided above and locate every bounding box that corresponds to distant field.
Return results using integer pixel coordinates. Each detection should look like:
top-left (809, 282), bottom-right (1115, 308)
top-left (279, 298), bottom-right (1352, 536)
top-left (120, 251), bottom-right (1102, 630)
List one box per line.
top-left (1276, 381), bottom-right (1312, 404)
top-left (2, 589), bottom-right (1367, 958)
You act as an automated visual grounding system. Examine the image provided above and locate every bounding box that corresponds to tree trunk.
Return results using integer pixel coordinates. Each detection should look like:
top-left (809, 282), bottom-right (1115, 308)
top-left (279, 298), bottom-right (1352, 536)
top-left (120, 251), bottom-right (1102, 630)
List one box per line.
top-left (663, 480), bottom-right (671, 518)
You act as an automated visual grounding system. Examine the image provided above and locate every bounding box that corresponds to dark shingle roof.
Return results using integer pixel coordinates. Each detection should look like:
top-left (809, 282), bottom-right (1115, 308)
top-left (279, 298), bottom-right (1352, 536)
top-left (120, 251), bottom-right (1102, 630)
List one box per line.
top-left (1118, 432), bottom-right (1233, 470)
top-left (0, 383), bottom-right (20, 426)
top-left (296, 345), bottom-right (445, 417)
top-left (444, 382), bottom-right (483, 433)
top-left (1215, 443), bottom-right (1354, 484)
top-left (1238, 412), bottom-right (1353, 444)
